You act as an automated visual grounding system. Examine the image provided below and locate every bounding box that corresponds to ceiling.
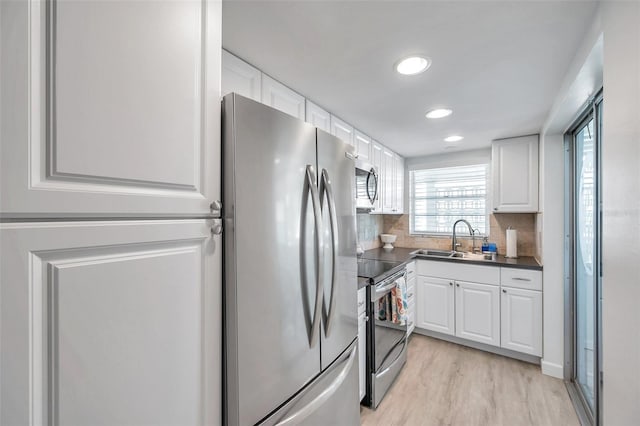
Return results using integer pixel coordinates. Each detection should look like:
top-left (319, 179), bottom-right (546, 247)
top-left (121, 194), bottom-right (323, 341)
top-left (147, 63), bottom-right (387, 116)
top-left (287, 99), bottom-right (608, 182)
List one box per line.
top-left (222, 1), bottom-right (598, 158)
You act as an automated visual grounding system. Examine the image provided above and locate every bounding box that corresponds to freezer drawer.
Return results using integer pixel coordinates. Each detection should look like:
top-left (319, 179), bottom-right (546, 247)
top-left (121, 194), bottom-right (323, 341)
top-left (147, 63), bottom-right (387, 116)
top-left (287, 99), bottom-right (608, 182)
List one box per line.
top-left (261, 339), bottom-right (360, 426)
top-left (371, 337), bottom-right (407, 409)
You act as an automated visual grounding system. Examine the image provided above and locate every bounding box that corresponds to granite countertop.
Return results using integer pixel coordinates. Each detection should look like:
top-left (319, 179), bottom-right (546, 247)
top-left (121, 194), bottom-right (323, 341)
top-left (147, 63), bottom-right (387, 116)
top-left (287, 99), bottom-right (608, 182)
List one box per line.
top-left (360, 247), bottom-right (542, 271)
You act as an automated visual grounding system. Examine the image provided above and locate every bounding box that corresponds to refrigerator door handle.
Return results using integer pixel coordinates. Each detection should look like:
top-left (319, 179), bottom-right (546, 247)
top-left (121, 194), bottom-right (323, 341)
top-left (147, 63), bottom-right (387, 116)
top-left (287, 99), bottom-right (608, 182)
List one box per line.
top-left (319, 169), bottom-right (339, 337)
top-left (274, 343), bottom-right (357, 426)
top-left (305, 165), bottom-right (324, 348)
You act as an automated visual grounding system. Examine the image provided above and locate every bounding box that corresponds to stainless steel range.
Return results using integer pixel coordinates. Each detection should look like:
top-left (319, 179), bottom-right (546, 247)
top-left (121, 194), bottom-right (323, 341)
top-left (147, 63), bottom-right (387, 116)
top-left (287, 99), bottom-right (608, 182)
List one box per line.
top-left (357, 258), bottom-right (408, 408)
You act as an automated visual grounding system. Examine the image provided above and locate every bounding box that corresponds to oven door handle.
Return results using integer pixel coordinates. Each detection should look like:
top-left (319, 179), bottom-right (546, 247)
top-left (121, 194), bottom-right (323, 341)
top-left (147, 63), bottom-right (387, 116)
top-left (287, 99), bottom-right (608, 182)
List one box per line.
top-left (373, 280), bottom-right (397, 301)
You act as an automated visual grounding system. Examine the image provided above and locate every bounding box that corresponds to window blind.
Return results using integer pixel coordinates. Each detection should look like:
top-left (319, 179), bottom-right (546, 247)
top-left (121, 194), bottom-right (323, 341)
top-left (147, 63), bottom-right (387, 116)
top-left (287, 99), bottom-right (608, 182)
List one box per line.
top-left (410, 164), bottom-right (488, 234)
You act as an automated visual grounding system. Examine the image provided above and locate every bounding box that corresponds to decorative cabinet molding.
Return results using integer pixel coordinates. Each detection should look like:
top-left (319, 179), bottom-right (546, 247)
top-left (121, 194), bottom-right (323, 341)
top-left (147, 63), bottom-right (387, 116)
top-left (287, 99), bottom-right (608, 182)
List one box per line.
top-left (330, 115), bottom-right (355, 147)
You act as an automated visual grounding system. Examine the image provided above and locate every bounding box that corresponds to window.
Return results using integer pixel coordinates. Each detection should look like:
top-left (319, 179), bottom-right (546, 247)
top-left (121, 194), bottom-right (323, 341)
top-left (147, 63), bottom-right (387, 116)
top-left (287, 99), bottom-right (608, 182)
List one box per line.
top-left (410, 164), bottom-right (488, 235)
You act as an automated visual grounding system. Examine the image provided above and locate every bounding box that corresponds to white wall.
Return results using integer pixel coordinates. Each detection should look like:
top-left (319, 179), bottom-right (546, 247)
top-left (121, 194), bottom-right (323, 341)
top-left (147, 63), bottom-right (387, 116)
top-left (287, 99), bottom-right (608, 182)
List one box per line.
top-left (538, 7), bottom-right (603, 379)
top-left (600, 2), bottom-right (640, 424)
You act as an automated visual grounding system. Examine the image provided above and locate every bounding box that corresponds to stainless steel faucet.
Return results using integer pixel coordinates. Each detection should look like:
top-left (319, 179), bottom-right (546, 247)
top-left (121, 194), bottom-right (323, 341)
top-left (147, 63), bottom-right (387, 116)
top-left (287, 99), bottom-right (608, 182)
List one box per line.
top-left (451, 219), bottom-right (474, 252)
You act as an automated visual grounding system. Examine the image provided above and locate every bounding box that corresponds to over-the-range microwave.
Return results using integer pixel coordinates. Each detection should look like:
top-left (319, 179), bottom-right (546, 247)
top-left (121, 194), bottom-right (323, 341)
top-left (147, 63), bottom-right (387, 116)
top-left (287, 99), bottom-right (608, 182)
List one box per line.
top-left (355, 160), bottom-right (378, 211)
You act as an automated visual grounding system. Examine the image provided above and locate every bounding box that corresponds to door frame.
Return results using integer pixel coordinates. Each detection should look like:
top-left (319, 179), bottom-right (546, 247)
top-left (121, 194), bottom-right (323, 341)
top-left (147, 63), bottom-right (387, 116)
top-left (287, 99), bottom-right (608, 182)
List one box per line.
top-left (564, 88), bottom-right (603, 426)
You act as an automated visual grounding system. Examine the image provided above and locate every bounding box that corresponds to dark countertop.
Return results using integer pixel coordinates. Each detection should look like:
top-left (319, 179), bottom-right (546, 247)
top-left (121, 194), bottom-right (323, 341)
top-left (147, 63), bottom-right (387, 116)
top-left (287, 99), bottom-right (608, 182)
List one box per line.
top-left (360, 247), bottom-right (543, 271)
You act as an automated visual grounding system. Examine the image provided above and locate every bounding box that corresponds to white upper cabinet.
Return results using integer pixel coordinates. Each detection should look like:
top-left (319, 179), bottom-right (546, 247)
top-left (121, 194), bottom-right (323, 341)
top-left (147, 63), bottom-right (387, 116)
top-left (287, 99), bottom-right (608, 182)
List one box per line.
top-left (222, 50), bottom-right (261, 101)
top-left (394, 154), bottom-right (404, 214)
top-left (0, 0), bottom-right (221, 217)
top-left (305, 100), bottom-right (331, 133)
top-left (381, 148), bottom-right (396, 213)
top-left (261, 75), bottom-right (305, 120)
top-left (354, 130), bottom-right (372, 162)
top-left (492, 135), bottom-right (539, 213)
top-left (330, 116), bottom-right (355, 147)
top-left (370, 141), bottom-right (384, 213)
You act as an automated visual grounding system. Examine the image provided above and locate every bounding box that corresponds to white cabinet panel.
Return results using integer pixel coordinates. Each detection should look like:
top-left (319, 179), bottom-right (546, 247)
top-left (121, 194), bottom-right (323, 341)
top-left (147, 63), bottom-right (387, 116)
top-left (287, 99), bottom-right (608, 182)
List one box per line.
top-left (354, 130), bottom-right (372, 162)
top-left (492, 135), bottom-right (539, 213)
top-left (501, 287), bottom-right (542, 356)
top-left (261, 74), bottom-right (305, 120)
top-left (222, 50), bottom-right (261, 101)
top-left (394, 154), bottom-right (404, 214)
top-left (416, 276), bottom-right (455, 335)
top-left (1, 1), bottom-right (221, 217)
top-left (358, 312), bottom-right (366, 401)
top-left (305, 100), bottom-right (331, 132)
top-left (381, 148), bottom-right (396, 213)
top-left (0, 220), bottom-right (221, 425)
top-left (370, 141), bottom-right (384, 213)
top-left (455, 281), bottom-right (500, 346)
top-left (330, 116), bottom-right (354, 147)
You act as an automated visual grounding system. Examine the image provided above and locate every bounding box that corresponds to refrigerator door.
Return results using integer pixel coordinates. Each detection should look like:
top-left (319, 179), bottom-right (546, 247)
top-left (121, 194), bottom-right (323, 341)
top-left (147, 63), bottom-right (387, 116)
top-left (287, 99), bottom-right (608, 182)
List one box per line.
top-left (260, 339), bottom-right (360, 426)
top-left (317, 130), bottom-right (358, 369)
top-left (223, 94), bottom-right (323, 425)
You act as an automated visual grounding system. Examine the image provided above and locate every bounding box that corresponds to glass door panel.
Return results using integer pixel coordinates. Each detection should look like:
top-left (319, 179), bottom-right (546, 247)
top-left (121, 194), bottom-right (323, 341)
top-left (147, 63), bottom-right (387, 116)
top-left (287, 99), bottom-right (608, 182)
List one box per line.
top-left (574, 118), bottom-right (596, 411)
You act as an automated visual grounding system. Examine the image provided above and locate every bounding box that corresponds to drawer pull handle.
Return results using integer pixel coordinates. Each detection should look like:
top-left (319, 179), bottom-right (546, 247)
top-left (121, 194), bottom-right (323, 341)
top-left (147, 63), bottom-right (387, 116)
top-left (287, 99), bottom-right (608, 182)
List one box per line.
top-left (512, 277), bottom-right (532, 282)
top-left (408, 322), bottom-right (414, 328)
top-left (358, 301), bottom-right (365, 307)
top-left (503, 289), bottom-right (507, 293)
top-left (407, 292), bottom-right (414, 298)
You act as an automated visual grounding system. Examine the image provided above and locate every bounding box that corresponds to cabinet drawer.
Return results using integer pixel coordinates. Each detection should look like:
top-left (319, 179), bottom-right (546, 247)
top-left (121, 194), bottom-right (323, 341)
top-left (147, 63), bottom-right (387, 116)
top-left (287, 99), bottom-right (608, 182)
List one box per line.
top-left (406, 285), bottom-right (416, 304)
top-left (357, 287), bottom-right (367, 315)
top-left (501, 268), bottom-right (542, 291)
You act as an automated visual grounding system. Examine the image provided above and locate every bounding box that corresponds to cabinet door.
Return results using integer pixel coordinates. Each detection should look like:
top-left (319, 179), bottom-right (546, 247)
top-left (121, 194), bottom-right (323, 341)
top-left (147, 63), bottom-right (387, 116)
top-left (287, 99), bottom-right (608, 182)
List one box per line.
top-left (381, 149), bottom-right (396, 213)
top-left (501, 287), bottom-right (542, 356)
top-left (370, 142), bottom-right (384, 213)
top-left (492, 135), bottom-right (539, 213)
top-left (305, 100), bottom-right (331, 132)
top-left (0, 220), bottom-right (221, 425)
top-left (330, 116), bottom-right (354, 146)
top-left (261, 75), bottom-right (305, 120)
top-left (1, 1), bottom-right (221, 217)
top-left (394, 154), bottom-right (404, 214)
top-left (455, 281), bottom-right (500, 346)
top-left (222, 50), bottom-right (261, 101)
top-left (354, 130), bottom-right (372, 162)
top-left (416, 276), bottom-right (455, 335)
top-left (358, 312), bottom-right (366, 401)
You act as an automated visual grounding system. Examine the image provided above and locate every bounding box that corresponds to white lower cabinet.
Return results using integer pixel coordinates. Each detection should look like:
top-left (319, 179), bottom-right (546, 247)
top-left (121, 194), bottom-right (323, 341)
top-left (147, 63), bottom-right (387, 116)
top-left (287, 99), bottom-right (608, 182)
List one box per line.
top-left (406, 276), bottom-right (416, 335)
top-left (416, 276), bottom-right (455, 335)
top-left (455, 281), bottom-right (500, 346)
top-left (357, 287), bottom-right (367, 401)
top-left (500, 287), bottom-right (542, 356)
top-left (415, 260), bottom-right (543, 358)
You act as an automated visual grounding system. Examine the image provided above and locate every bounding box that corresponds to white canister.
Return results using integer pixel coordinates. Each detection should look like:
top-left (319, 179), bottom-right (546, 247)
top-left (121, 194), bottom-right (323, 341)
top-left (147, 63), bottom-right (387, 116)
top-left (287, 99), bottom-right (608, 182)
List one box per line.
top-left (506, 228), bottom-right (518, 258)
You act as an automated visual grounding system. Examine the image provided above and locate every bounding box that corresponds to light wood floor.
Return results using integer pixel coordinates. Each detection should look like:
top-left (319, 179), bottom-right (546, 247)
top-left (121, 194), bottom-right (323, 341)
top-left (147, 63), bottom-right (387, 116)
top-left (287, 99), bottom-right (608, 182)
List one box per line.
top-left (360, 335), bottom-right (578, 426)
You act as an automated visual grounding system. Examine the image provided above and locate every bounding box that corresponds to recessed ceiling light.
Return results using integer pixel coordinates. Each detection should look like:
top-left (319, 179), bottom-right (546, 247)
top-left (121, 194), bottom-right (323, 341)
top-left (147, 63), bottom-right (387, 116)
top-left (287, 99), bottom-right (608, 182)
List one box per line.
top-left (444, 135), bottom-right (464, 142)
top-left (395, 56), bottom-right (431, 75)
top-left (425, 108), bottom-right (453, 119)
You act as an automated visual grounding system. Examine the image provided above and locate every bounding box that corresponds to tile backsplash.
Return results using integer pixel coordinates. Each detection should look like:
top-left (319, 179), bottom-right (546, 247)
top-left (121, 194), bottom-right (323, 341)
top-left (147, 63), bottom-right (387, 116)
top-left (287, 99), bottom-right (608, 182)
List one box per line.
top-left (356, 213), bottom-right (384, 250)
top-left (369, 213), bottom-right (538, 257)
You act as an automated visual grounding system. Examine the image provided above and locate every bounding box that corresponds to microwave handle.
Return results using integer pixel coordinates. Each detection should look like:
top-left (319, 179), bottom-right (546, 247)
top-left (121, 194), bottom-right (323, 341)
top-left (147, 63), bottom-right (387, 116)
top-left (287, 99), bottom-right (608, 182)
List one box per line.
top-left (366, 168), bottom-right (378, 204)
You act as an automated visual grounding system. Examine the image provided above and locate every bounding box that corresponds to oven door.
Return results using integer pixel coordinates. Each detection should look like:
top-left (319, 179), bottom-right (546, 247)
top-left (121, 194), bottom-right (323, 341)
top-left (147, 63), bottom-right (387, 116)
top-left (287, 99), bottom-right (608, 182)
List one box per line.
top-left (355, 164), bottom-right (377, 209)
top-left (371, 276), bottom-right (407, 373)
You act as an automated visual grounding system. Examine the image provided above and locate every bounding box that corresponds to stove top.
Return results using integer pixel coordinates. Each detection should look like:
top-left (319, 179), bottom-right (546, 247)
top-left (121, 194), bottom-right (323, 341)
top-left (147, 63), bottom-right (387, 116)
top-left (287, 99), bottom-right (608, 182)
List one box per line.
top-left (357, 258), bottom-right (403, 281)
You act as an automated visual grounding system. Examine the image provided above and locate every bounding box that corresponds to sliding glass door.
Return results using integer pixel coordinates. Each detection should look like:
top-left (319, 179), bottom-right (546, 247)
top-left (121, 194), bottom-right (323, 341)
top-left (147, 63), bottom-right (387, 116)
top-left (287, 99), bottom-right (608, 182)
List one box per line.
top-left (566, 92), bottom-right (602, 425)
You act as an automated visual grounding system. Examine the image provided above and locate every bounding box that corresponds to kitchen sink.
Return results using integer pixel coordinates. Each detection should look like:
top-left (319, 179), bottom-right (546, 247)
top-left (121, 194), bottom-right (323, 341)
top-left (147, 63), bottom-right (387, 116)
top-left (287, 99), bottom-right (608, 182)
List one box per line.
top-left (410, 249), bottom-right (454, 257)
top-left (410, 249), bottom-right (496, 261)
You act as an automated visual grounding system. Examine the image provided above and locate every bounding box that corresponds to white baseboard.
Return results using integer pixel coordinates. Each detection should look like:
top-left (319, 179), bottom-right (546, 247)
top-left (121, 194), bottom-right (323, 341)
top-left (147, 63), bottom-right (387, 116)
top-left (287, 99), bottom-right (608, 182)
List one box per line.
top-left (541, 360), bottom-right (564, 378)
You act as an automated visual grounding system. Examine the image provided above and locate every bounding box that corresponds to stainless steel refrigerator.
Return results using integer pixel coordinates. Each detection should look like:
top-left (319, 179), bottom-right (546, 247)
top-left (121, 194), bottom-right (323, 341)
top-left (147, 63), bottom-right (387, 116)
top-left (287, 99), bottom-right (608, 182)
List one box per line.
top-left (222, 94), bottom-right (360, 425)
